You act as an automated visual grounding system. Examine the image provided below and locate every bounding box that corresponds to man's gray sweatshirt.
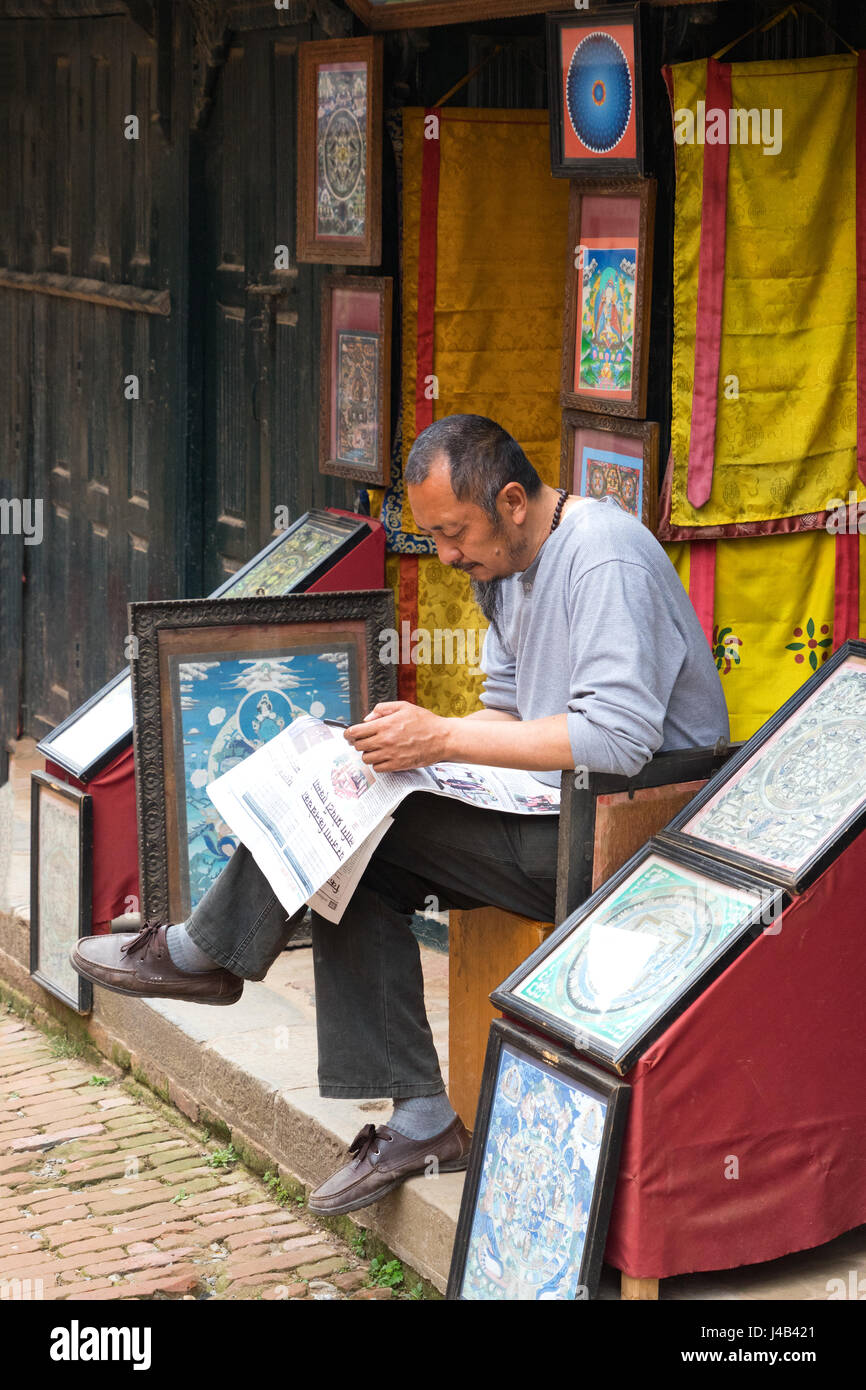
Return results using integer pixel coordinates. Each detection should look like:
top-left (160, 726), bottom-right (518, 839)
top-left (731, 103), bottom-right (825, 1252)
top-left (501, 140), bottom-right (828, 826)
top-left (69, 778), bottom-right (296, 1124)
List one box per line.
top-left (479, 496), bottom-right (731, 787)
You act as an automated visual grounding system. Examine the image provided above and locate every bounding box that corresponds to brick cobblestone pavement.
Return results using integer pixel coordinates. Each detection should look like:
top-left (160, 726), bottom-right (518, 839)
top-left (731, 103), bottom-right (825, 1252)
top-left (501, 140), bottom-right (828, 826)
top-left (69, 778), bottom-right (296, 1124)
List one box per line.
top-left (0, 1014), bottom-right (410, 1302)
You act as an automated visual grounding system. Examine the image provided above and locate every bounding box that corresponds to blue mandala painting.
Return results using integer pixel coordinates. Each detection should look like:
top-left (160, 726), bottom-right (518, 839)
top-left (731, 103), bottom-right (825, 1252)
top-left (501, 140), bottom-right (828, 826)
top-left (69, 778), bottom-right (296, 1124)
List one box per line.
top-left (566, 31), bottom-right (633, 155)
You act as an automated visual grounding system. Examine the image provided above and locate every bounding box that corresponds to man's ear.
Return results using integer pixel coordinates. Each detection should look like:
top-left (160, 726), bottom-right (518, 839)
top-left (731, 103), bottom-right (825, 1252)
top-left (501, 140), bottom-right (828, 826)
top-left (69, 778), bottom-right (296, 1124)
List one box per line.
top-left (499, 481), bottom-right (528, 525)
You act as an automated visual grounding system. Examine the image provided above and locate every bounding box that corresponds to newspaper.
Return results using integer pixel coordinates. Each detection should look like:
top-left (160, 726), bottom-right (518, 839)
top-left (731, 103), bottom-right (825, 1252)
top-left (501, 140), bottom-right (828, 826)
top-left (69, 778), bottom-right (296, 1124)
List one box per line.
top-left (207, 715), bottom-right (559, 923)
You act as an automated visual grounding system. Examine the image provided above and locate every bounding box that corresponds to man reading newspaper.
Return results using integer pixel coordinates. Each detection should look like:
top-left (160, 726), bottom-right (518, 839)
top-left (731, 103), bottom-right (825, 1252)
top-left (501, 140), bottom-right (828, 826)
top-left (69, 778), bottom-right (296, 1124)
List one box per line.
top-left (72, 415), bottom-right (729, 1215)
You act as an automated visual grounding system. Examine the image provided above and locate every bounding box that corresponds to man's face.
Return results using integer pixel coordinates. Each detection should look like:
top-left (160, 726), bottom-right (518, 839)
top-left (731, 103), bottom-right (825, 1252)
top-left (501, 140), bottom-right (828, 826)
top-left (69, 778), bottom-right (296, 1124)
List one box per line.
top-left (407, 453), bottom-right (529, 582)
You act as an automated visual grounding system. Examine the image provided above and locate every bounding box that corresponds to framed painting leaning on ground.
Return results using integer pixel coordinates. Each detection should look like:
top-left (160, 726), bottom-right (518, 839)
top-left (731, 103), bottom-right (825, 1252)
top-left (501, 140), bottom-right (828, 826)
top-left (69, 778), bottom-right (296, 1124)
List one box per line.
top-left (658, 639), bottom-right (866, 894)
top-left (447, 1019), bottom-right (630, 1301)
top-left (561, 177), bottom-right (655, 418)
top-left (547, 5), bottom-right (643, 178)
top-left (561, 409), bottom-right (659, 530)
top-left (129, 591), bottom-right (396, 925)
top-left (319, 277), bottom-right (392, 485)
top-left (30, 771), bottom-right (93, 1013)
top-left (296, 36), bottom-right (383, 266)
top-left (492, 839), bottom-right (787, 1076)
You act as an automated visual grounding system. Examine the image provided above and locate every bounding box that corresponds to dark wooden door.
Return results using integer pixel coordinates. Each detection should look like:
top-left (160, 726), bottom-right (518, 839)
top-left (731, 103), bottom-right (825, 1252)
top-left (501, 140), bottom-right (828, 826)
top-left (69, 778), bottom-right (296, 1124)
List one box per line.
top-left (199, 22), bottom-right (355, 595)
top-left (0, 12), bottom-right (189, 746)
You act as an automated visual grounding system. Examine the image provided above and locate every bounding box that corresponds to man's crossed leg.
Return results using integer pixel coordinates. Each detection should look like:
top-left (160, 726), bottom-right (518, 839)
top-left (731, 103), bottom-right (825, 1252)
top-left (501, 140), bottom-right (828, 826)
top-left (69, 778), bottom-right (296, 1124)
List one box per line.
top-left (72, 792), bottom-right (559, 1212)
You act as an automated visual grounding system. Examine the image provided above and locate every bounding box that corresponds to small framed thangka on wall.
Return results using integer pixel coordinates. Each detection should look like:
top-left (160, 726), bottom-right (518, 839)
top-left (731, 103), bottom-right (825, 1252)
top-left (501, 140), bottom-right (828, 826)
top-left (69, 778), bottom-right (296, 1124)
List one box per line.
top-left (296, 36), bottom-right (383, 266)
top-left (447, 1019), bottom-right (630, 1301)
top-left (319, 276), bottom-right (392, 484)
top-left (129, 591), bottom-right (396, 924)
top-left (659, 640), bottom-right (866, 894)
top-left (561, 177), bottom-right (655, 418)
top-left (492, 840), bottom-right (787, 1075)
top-left (547, 5), bottom-right (643, 177)
top-left (561, 409), bottom-right (659, 531)
top-left (30, 771), bottom-right (93, 1013)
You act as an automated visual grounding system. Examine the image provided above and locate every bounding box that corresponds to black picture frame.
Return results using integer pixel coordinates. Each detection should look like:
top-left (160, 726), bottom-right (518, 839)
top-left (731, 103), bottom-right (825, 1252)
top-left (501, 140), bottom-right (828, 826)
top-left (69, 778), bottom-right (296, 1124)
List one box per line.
top-left (492, 838), bottom-right (788, 1076)
top-left (547, 5), bottom-right (644, 179)
top-left (447, 1018), bottom-right (630, 1301)
top-left (129, 590), bottom-right (396, 924)
top-left (36, 668), bottom-right (133, 784)
top-left (37, 510), bottom-right (370, 782)
top-left (657, 639), bottom-right (866, 894)
top-left (30, 770), bottom-right (93, 1014)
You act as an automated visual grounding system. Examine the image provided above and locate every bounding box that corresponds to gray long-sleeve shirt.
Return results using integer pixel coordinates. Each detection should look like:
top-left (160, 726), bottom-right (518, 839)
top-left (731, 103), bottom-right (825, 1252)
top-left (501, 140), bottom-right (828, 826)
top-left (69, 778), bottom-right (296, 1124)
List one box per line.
top-left (479, 496), bottom-right (730, 787)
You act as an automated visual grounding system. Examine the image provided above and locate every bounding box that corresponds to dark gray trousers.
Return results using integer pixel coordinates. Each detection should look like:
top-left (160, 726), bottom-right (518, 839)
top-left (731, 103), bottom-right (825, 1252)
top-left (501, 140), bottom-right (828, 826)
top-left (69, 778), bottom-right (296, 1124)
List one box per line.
top-left (186, 792), bottom-right (559, 1099)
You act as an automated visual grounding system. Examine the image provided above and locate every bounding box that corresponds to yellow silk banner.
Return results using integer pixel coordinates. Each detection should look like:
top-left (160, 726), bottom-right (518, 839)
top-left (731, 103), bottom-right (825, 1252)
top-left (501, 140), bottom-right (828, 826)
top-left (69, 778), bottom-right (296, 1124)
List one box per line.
top-left (669, 54), bottom-right (860, 528)
top-left (665, 533), bottom-right (866, 743)
top-left (398, 107), bottom-right (570, 715)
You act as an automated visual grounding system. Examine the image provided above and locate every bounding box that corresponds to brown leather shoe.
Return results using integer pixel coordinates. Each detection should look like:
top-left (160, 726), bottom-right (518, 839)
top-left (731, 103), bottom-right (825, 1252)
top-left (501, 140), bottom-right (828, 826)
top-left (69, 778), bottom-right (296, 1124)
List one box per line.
top-left (308, 1116), bottom-right (472, 1216)
top-left (70, 921), bottom-right (243, 1007)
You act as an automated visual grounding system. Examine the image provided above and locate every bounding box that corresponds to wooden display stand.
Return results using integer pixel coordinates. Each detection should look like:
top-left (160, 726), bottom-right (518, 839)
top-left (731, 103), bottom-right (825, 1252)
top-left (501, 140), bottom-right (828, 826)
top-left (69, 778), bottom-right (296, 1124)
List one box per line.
top-left (448, 909), bottom-right (554, 1130)
top-left (446, 743), bottom-right (736, 1299)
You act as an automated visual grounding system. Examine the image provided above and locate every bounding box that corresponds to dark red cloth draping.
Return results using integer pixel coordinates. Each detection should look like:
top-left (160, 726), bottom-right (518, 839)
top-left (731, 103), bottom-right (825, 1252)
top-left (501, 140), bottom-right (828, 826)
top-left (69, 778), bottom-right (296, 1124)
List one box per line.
top-left (45, 744), bottom-right (139, 934)
top-left (605, 829), bottom-right (866, 1277)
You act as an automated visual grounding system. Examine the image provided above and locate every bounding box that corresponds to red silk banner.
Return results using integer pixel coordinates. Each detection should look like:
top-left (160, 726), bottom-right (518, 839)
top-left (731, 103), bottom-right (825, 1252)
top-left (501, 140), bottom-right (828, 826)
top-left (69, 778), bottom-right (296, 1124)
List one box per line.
top-left (686, 59), bottom-right (732, 510)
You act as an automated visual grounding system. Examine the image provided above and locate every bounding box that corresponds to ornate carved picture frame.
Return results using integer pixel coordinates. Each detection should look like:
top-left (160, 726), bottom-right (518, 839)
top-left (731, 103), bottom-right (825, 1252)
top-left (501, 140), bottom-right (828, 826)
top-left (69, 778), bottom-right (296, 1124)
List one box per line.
top-left (129, 591), bottom-right (396, 923)
top-left (560, 409), bottom-right (659, 531)
top-left (346, 1), bottom-right (556, 28)
top-left (561, 177), bottom-right (655, 419)
top-left (296, 36), bottom-right (383, 266)
top-left (319, 276), bottom-right (392, 484)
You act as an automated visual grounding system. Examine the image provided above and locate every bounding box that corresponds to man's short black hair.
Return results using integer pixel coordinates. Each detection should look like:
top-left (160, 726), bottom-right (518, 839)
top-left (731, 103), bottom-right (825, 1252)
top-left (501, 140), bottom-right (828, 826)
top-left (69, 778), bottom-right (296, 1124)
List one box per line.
top-left (404, 414), bottom-right (543, 523)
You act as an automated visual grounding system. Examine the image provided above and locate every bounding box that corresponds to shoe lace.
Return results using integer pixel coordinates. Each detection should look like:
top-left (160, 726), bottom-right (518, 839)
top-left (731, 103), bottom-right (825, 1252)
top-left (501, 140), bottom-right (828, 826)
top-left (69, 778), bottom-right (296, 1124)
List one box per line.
top-left (347, 1123), bottom-right (393, 1167)
top-left (120, 918), bottom-right (166, 960)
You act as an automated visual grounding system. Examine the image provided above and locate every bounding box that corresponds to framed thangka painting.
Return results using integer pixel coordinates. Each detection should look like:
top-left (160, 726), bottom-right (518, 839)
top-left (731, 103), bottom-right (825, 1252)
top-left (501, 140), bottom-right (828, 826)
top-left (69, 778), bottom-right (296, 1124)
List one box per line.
top-left (129, 591), bottom-right (396, 923)
top-left (37, 514), bottom-right (370, 781)
top-left (561, 409), bottom-right (659, 530)
top-left (319, 277), bottom-right (392, 484)
top-left (547, 6), bottom-right (643, 177)
top-left (210, 511), bottom-right (370, 599)
top-left (561, 178), bottom-right (655, 418)
top-left (492, 841), bottom-right (786, 1075)
top-left (30, 772), bottom-right (93, 1013)
top-left (659, 640), bottom-right (866, 894)
top-left (297, 37), bottom-right (383, 265)
top-left (447, 1019), bottom-right (630, 1301)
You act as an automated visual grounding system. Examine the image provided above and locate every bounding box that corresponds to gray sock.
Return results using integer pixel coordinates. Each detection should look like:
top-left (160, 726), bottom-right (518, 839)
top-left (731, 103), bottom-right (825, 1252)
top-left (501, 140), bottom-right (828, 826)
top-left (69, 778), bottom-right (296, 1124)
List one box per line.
top-left (387, 1090), bottom-right (457, 1141)
top-left (165, 922), bottom-right (223, 974)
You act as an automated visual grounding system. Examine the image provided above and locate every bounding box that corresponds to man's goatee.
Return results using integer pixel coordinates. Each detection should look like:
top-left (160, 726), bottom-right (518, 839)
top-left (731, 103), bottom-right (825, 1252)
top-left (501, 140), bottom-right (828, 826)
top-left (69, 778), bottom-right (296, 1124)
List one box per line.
top-left (471, 576), bottom-right (501, 627)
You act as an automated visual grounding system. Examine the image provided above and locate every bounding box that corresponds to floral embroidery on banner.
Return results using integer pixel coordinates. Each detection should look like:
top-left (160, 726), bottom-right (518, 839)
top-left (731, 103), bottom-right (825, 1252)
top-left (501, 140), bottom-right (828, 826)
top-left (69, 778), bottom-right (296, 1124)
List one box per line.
top-left (712, 624), bottom-right (742, 675)
top-left (785, 618), bottom-right (832, 671)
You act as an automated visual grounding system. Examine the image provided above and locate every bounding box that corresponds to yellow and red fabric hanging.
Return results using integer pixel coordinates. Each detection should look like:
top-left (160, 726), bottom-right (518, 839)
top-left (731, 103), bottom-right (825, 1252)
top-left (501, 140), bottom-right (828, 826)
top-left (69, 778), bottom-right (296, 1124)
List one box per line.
top-left (387, 106), bottom-right (569, 715)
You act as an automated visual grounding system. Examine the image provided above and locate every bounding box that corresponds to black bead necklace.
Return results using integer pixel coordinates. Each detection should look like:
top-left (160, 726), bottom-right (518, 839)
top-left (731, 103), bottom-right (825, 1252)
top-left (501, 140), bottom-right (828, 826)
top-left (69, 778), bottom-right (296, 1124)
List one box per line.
top-left (549, 487), bottom-right (569, 535)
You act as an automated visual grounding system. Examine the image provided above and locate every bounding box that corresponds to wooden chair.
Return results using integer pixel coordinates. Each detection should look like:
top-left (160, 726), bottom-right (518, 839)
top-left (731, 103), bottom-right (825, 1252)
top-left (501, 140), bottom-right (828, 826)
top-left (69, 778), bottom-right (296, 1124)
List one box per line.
top-left (447, 739), bottom-right (737, 1299)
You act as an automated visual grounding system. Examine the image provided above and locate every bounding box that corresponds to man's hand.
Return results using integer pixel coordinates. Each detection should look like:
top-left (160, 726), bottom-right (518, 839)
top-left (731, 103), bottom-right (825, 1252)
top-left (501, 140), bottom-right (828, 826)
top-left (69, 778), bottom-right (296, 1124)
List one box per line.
top-left (345, 701), bottom-right (451, 773)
